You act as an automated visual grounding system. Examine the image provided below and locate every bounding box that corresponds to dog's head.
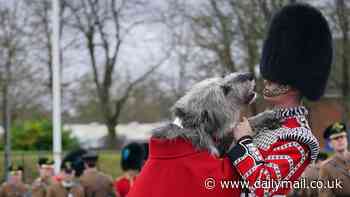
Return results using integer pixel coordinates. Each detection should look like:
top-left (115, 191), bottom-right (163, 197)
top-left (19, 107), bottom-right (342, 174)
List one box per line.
top-left (171, 72), bottom-right (256, 141)
top-left (221, 72), bottom-right (257, 107)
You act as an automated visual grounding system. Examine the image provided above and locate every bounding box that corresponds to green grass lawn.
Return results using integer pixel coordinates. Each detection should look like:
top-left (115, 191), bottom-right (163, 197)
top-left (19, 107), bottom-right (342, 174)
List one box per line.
top-left (0, 151), bottom-right (123, 183)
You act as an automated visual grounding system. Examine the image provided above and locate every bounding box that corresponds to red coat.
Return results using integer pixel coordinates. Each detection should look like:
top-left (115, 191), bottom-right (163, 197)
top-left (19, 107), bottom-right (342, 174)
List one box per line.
top-left (228, 106), bottom-right (319, 197)
top-left (127, 137), bottom-right (241, 197)
top-left (114, 176), bottom-right (135, 197)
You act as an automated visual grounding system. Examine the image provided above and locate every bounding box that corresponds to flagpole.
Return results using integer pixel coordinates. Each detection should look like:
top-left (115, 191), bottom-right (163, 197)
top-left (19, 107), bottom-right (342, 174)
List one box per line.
top-left (52, 0), bottom-right (62, 174)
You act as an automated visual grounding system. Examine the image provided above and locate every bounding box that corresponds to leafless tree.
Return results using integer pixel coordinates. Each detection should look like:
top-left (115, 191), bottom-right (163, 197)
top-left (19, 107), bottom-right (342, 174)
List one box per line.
top-left (0, 1), bottom-right (32, 180)
top-left (255, 0), bottom-right (296, 22)
top-left (65, 0), bottom-right (170, 147)
top-left (336, 0), bottom-right (350, 121)
top-left (24, 0), bottom-right (77, 91)
top-left (325, 0), bottom-right (350, 121)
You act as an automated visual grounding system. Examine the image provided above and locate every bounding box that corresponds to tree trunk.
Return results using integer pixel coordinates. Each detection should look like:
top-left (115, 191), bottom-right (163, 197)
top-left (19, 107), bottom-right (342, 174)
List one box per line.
top-left (336, 0), bottom-right (350, 123)
top-left (105, 120), bottom-right (117, 149)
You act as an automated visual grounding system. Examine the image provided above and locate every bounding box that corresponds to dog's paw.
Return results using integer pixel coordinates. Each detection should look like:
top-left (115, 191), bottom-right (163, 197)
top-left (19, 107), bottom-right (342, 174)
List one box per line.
top-left (249, 110), bottom-right (280, 132)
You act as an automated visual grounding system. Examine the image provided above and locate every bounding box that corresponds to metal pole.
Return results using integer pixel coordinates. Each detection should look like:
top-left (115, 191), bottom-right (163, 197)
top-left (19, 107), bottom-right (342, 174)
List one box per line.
top-left (52, 0), bottom-right (61, 174)
top-left (3, 63), bottom-right (11, 181)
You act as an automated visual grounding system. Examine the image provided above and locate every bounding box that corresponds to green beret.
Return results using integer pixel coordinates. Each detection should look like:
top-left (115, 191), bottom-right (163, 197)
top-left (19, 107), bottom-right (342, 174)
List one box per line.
top-left (8, 164), bottom-right (23, 172)
top-left (324, 122), bottom-right (347, 140)
top-left (38, 157), bottom-right (54, 166)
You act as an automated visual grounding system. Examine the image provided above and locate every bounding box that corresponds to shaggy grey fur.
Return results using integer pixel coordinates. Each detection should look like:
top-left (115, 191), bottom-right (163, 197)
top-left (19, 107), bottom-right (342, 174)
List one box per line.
top-left (153, 72), bottom-right (278, 156)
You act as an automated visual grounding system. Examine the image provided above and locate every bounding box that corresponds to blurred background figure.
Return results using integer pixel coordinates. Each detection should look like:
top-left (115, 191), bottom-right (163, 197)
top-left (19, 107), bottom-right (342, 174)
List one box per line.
top-left (0, 165), bottom-right (29, 197)
top-left (114, 142), bottom-right (146, 197)
top-left (62, 149), bottom-right (88, 178)
top-left (32, 157), bottom-right (55, 197)
top-left (319, 122), bottom-right (350, 197)
top-left (141, 142), bottom-right (149, 167)
top-left (289, 152), bottom-right (328, 197)
top-left (79, 151), bottom-right (116, 197)
top-left (46, 161), bottom-right (84, 197)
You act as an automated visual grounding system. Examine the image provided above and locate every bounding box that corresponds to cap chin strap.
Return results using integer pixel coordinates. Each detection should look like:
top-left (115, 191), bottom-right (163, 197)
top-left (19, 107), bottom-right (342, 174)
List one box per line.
top-left (263, 84), bottom-right (290, 97)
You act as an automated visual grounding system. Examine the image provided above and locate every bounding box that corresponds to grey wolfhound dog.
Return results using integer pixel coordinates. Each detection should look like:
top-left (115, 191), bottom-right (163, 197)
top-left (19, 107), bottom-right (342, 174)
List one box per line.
top-left (153, 72), bottom-right (277, 156)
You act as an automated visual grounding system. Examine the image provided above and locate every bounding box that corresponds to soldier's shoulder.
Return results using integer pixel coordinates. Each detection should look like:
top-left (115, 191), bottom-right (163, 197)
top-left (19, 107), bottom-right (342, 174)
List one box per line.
top-left (48, 182), bottom-right (62, 190)
top-left (79, 173), bottom-right (88, 180)
top-left (303, 165), bottom-right (318, 177)
top-left (32, 178), bottom-right (42, 186)
top-left (23, 183), bottom-right (30, 190)
top-left (320, 156), bottom-right (337, 172)
top-left (0, 182), bottom-right (8, 188)
top-left (72, 184), bottom-right (84, 192)
top-left (99, 171), bottom-right (113, 182)
top-left (322, 155), bottom-right (336, 166)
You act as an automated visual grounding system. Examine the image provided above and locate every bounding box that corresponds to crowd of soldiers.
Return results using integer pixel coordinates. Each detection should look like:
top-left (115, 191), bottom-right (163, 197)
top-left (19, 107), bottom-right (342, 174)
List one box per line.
top-left (0, 142), bottom-right (147, 197)
top-left (1, 123), bottom-right (350, 197)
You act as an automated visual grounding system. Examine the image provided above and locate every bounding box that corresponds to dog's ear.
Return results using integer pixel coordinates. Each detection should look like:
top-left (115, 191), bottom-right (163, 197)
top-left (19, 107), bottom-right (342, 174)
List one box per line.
top-left (220, 85), bottom-right (231, 96)
top-left (200, 110), bottom-right (220, 134)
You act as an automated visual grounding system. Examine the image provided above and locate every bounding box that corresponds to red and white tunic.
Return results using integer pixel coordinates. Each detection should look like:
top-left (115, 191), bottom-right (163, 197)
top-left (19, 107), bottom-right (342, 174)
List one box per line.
top-left (228, 106), bottom-right (319, 197)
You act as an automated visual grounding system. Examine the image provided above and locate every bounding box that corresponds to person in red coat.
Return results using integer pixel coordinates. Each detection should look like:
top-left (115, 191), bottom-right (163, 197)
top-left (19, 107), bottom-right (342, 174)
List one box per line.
top-left (128, 72), bottom-right (259, 197)
top-left (227, 4), bottom-right (333, 197)
top-left (127, 135), bottom-right (241, 197)
top-left (114, 142), bottom-right (146, 197)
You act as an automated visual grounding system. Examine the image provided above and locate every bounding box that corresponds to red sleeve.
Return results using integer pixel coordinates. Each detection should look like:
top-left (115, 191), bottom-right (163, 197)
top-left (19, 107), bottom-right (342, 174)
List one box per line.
top-left (228, 136), bottom-right (311, 196)
top-left (114, 178), bottom-right (129, 197)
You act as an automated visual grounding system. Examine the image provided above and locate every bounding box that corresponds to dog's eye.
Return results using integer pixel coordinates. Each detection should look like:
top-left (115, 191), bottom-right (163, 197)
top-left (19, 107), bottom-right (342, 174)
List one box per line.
top-left (237, 73), bottom-right (254, 82)
top-left (220, 85), bottom-right (231, 96)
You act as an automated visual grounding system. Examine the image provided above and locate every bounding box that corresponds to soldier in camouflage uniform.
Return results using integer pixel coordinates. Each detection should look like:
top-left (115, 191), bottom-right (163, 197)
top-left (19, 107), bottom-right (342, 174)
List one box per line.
top-left (79, 151), bottom-right (116, 197)
top-left (31, 157), bottom-right (55, 197)
top-left (46, 161), bottom-right (84, 197)
top-left (319, 122), bottom-right (350, 197)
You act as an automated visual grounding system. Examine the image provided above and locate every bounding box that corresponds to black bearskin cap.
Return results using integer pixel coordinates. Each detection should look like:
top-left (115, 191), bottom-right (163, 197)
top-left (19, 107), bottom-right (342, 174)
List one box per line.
top-left (62, 148), bottom-right (87, 177)
top-left (260, 3), bottom-right (333, 101)
top-left (121, 142), bottom-right (146, 171)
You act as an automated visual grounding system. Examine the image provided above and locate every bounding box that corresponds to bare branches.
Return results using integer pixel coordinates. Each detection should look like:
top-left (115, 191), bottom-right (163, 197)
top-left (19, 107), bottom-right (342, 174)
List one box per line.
top-left (65, 0), bottom-right (167, 144)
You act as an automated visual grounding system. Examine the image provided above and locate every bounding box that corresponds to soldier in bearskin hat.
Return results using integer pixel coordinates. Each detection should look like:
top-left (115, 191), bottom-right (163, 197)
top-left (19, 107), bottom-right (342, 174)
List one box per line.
top-left (0, 165), bottom-right (29, 197)
top-left (114, 142), bottom-right (146, 197)
top-left (31, 157), bottom-right (55, 197)
top-left (227, 3), bottom-right (333, 196)
top-left (319, 122), bottom-right (350, 196)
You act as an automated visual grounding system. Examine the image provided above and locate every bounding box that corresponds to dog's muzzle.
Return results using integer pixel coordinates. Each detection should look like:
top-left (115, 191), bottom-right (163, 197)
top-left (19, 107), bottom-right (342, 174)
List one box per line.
top-left (245, 92), bottom-right (257, 104)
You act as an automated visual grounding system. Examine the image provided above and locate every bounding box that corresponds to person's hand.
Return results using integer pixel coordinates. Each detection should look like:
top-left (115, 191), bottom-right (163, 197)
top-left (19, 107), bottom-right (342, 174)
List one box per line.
top-left (233, 117), bottom-right (253, 141)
